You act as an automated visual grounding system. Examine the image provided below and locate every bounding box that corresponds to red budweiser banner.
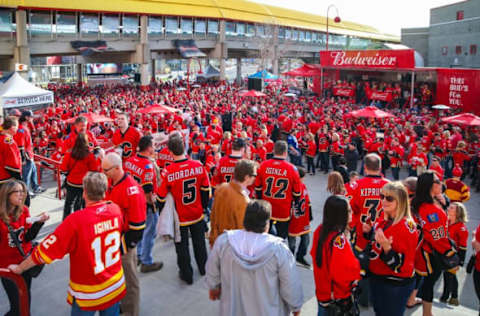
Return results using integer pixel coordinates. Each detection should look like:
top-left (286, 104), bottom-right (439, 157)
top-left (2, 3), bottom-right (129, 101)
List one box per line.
top-left (367, 90), bottom-right (393, 102)
top-left (320, 50), bottom-right (415, 70)
top-left (436, 68), bottom-right (480, 114)
top-left (333, 87), bottom-right (355, 97)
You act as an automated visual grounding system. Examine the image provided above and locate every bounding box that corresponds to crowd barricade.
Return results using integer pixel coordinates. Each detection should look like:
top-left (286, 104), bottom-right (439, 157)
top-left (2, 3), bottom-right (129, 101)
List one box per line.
top-left (0, 268), bottom-right (30, 316)
top-left (34, 154), bottom-right (62, 200)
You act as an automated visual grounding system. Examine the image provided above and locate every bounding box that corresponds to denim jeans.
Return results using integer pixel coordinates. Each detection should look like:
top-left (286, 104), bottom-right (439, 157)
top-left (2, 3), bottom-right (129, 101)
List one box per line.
top-left (370, 276), bottom-right (415, 316)
top-left (71, 298), bottom-right (120, 316)
top-left (288, 234), bottom-right (310, 259)
top-left (22, 159), bottom-right (39, 191)
top-left (391, 167), bottom-right (400, 180)
top-left (317, 302), bottom-right (329, 316)
top-left (137, 205), bottom-right (159, 265)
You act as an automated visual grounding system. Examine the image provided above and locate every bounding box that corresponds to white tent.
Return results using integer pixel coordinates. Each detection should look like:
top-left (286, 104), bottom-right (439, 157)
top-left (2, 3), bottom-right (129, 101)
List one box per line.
top-left (0, 72), bottom-right (54, 109)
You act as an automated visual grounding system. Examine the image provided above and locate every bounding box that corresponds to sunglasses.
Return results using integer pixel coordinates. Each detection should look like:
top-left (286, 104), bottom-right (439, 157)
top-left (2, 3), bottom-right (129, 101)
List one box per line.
top-left (379, 194), bottom-right (395, 202)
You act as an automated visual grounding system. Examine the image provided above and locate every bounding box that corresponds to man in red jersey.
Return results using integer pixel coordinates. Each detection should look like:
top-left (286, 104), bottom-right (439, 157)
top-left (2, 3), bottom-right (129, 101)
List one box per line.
top-left (9, 172), bottom-right (126, 314)
top-left (157, 132), bottom-right (211, 285)
top-left (212, 138), bottom-right (245, 187)
top-left (63, 116), bottom-right (100, 154)
top-left (255, 140), bottom-right (301, 239)
top-left (349, 153), bottom-right (389, 307)
top-left (103, 152), bottom-right (146, 316)
top-left (350, 153), bottom-right (390, 252)
top-left (0, 116), bottom-right (22, 185)
top-left (113, 112), bottom-right (142, 161)
top-left (124, 135), bottom-right (163, 273)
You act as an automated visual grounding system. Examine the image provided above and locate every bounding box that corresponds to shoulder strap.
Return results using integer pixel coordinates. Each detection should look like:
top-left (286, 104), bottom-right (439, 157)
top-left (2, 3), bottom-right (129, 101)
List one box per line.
top-left (4, 220), bottom-right (27, 258)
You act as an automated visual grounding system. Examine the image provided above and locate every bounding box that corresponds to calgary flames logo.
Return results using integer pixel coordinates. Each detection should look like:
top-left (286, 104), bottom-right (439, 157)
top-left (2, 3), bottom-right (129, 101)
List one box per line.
top-left (405, 219), bottom-right (417, 234)
top-left (333, 235), bottom-right (345, 249)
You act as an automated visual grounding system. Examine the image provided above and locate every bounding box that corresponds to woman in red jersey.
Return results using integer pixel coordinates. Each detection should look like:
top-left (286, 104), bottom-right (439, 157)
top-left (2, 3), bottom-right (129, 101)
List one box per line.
top-left (365, 182), bottom-right (419, 316)
top-left (0, 180), bottom-right (49, 316)
top-left (440, 202), bottom-right (468, 306)
top-left (311, 195), bottom-right (360, 316)
top-left (411, 171), bottom-right (458, 316)
top-left (60, 133), bottom-right (100, 220)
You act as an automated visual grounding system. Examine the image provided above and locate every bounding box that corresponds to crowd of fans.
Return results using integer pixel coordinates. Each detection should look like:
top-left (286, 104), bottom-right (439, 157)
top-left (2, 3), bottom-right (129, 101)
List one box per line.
top-left (0, 78), bottom-right (479, 316)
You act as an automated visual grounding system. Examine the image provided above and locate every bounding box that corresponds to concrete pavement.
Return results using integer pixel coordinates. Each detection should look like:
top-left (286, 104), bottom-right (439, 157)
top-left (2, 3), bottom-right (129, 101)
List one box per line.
top-left (1, 168), bottom-right (480, 315)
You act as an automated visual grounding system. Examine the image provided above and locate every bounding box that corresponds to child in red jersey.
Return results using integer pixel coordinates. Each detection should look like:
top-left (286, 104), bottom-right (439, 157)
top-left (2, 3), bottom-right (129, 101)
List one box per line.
top-left (440, 202), bottom-right (469, 306)
top-left (445, 165), bottom-right (471, 203)
top-left (288, 167), bottom-right (312, 267)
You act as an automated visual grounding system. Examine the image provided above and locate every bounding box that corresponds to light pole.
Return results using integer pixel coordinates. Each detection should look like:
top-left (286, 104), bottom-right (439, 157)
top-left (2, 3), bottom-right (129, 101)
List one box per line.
top-left (326, 4), bottom-right (341, 51)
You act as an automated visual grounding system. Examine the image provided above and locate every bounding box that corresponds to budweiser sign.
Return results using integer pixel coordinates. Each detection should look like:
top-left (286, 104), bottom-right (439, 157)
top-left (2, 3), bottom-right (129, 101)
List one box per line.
top-left (320, 49), bottom-right (415, 70)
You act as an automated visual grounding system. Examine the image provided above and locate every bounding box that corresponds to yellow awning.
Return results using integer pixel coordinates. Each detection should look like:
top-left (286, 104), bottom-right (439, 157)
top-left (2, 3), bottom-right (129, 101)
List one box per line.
top-left (1, 0), bottom-right (400, 42)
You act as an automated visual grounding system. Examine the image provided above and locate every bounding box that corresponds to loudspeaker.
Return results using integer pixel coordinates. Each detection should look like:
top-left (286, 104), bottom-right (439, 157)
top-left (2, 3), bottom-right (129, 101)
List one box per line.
top-left (221, 112), bottom-right (233, 132)
top-left (248, 77), bottom-right (262, 91)
top-left (134, 73), bottom-right (141, 83)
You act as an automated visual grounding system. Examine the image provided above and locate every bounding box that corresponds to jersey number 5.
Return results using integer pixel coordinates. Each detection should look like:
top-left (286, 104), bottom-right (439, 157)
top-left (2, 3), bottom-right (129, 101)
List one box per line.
top-left (91, 231), bottom-right (121, 275)
top-left (183, 178), bottom-right (196, 204)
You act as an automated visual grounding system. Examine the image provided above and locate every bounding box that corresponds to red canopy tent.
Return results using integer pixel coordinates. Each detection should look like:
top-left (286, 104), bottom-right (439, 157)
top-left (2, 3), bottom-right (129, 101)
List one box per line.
top-left (282, 64), bottom-right (322, 77)
top-left (347, 106), bottom-right (395, 119)
top-left (137, 105), bottom-right (177, 115)
top-left (440, 113), bottom-right (480, 126)
top-left (66, 113), bottom-right (113, 124)
top-left (238, 90), bottom-right (267, 97)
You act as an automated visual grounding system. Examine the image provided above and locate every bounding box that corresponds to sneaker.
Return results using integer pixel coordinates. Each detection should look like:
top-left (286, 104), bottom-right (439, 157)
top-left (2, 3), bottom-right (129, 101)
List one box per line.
top-left (448, 297), bottom-right (459, 306)
top-left (296, 257), bottom-right (311, 268)
top-left (179, 271), bottom-right (193, 285)
top-left (33, 186), bottom-right (46, 194)
top-left (439, 295), bottom-right (448, 303)
top-left (140, 262), bottom-right (163, 273)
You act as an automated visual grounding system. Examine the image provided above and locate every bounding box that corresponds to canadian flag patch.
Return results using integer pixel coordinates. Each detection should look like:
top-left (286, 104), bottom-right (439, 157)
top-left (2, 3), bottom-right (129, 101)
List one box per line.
top-left (127, 186), bottom-right (139, 196)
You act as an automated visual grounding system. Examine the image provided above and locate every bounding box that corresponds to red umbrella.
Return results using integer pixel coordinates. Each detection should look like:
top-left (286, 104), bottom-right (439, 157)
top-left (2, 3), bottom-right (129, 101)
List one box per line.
top-left (282, 64), bottom-right (322, 77)
top-left (137, 105), bottom-right (177, 115)
top-left (440, 113), bottom-right (480, 126)
top-left (66, 113), bottom-right (113, 124)
top-left (238, 90), bottom-right (267, 97)
top-left (348, 106), bottom-right (395, 119)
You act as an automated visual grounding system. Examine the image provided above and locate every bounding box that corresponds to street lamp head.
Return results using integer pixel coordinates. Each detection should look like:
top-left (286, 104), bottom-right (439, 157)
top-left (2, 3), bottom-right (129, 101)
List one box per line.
top-left (334, 16), bottom-right (341, 23)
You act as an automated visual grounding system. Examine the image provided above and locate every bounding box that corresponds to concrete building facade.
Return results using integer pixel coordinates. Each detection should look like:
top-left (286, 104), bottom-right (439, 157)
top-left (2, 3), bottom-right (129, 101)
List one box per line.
top-left (402, 0), bottom-right (480, 68)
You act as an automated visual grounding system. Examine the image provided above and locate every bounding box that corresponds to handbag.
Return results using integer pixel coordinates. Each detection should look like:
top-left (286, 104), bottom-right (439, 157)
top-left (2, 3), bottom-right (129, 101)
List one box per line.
top-left (433, 247), bottom-right (460, 271)
top-left (6, 222), bottom-right (45, 278)
top-left (466, 255), bottom-right (476, 274)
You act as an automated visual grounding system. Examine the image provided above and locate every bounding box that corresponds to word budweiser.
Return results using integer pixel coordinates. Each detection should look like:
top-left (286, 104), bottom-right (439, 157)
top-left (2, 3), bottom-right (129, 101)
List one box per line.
top-left (331, 51), bottom-right (397, 67)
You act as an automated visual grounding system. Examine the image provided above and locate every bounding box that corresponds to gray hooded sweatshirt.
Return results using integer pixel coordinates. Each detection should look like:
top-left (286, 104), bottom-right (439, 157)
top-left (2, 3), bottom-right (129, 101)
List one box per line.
top-left (205, 230), bottom-right (304, 316)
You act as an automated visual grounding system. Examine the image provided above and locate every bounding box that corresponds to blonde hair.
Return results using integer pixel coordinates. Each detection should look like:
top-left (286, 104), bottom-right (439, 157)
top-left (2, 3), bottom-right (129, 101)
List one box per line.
top-left (382, 181), bottom-right (413, 224)
top-left (450, 202), bottom-right (468, 223)
top-left (327, 171), bottom-right (345, 195)
top-left (0, 180), bottom-right (27, 224)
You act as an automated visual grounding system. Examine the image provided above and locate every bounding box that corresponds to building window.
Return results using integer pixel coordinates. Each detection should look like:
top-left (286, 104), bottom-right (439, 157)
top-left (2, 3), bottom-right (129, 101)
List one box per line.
top-left (442, 46), bottom-right (448, 55)
top-left (148, 16), bottom-right (163, 35)
top-left (207, 20), bottom-right (218, 35)
top-left (456, 46), bottom-right (462, 55)
top-left (470, 44), bottom-right (477, 55)
top-left (456, 10), bottom-right (464, 20)
top-left (165, 17), bottom-right (178, 34)
top-left (194, 19), bottom-right (206, 34)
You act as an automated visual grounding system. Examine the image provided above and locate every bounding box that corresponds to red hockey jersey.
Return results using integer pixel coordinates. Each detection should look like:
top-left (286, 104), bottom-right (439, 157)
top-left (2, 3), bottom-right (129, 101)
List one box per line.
top-left (350, 175), bottom-right (389, 251)
top-left (369, 217), bottom-right (419, 278)
top-left (112, 127), bottom-right (141, 161)
top-left (0, 206), bottom-right (33, 268)
top-left (255, 157), bottom-right (301, 221)
top-left (124, 154), bottom-right (157, 194)
top-left (32, 201), bottom-right (126, 311)
top-left (0, 133), bottom-right (21, 183)
top-left (311, 227), bottom-right (361, 302)
top-left (288, 182), bottom-right (311, 236)
top-left (212, 154), bottom-right (241, 187)
top-left (157, 158), bottom-right (211, 226)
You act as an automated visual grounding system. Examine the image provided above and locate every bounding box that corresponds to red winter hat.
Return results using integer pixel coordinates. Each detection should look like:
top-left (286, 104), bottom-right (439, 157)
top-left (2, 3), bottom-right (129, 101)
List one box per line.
top-left (452, 164), bottom-right (463, 177)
